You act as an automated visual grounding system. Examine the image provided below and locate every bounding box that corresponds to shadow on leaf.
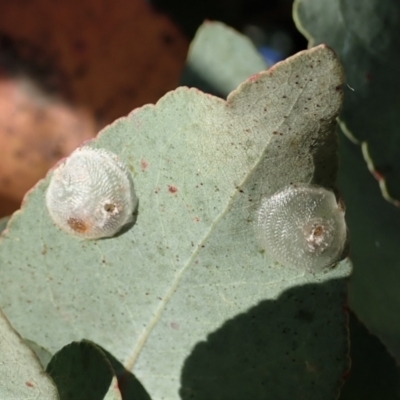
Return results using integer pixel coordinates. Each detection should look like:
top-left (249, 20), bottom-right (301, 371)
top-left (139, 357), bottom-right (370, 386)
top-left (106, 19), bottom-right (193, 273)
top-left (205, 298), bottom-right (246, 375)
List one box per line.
top-left (180, 279), bottom-right (349, 400)
top-left (99, 345), bottom-right (152, 400)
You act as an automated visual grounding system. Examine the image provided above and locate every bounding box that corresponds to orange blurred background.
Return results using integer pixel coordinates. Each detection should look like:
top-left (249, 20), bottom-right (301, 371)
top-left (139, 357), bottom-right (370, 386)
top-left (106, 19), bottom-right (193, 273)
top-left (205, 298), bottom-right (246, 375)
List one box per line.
top-left (0, 0), bottom-right (188, 216)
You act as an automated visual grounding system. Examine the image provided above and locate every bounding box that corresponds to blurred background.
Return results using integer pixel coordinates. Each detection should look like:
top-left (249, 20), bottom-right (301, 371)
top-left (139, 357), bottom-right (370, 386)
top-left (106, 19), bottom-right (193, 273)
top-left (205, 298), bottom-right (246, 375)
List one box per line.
top-left (0, 0), bottom-right (305, 217)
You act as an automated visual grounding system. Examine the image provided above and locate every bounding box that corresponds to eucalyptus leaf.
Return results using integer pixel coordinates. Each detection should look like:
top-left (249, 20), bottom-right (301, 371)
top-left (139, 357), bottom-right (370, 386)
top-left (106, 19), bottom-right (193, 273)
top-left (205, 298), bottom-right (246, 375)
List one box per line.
top-left (338, 134), bottom-right (400, 362)
top-left (24, 338), bottom-right (53, 369)
top-left (294, 0), bottom-right (400, 200)
top-left (339, 312), bottom-right (400, 399)
top-left (0, 45), bottom-right (350, 399)
top-left (0, 216), bottom-right (10, 235)
top-left (181, 21), bottom-right (268, 97)
top-left (46, 341), bottom-right (122, 400)
top-left (99, 346), bottom-right (152, 400)
top-left (0, 309), bottom-right (58, 399)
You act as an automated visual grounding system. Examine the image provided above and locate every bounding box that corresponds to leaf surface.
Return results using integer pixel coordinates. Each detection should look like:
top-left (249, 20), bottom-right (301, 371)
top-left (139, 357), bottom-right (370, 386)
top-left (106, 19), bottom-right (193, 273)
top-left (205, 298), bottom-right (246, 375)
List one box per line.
top-left (0, 309), bottom-right (58, 399)
top-left (47, 341), bottom-right (122, 400)
top-left (0, 44), bottom-right (350, 399)
top-left (0, 216), bottom-right (10, 235)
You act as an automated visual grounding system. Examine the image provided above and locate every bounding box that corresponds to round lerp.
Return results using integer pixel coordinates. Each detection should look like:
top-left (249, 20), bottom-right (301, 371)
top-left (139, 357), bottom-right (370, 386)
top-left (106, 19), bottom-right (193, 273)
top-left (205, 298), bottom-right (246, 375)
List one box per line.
top-left (45, 147), bottom-right (138, 239)
top-left (256, 184), bottom-right (347, 272)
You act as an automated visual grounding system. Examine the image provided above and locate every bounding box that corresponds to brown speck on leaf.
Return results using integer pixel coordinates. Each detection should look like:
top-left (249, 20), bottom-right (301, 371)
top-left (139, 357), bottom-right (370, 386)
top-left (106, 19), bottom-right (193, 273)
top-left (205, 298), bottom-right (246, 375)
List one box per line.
top-left (372, 169), bottom-right (384, 181)
top-left (170, 321), bottom-right (179, 329)
top-left (67, 217), bottom-right (88, 233)
top-left (168, 185), bottom-right (177, 194)
top-left (140, 159), bottom-right (148, 171)
top-left (25, 381), bottom-right (34, 388)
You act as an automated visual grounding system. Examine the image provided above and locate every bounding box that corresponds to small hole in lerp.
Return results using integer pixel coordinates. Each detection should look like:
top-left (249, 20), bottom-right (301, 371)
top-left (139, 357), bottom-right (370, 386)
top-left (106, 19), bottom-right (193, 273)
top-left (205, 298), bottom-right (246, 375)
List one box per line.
top-left (104, 203), bottom-right (116, 213)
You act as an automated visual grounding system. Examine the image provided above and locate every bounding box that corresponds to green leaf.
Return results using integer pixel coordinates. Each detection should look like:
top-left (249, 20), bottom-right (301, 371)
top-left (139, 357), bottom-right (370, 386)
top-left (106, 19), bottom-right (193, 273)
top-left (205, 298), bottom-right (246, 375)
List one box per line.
top-left (180, 21), bottom-right (268, 97)
top-left (180, 280), bottom-right (349, 400)
top-left (0, 45), bottom-right (350, 399)
top-left (338, 134), bottom-right (400, 362)
top-left (293, 0), bottom-right (400, 201)
top-left (339, 312), bottom-right (400, 399)
top-left (0, 216), bottom-right (10, 235)
top-left (99, 346), bottom-right (152, 400)
top-left (24, 338), bottom-right (53, 369)
top-left (0, 308), bottom-right (58, 399)
top-left (47, 341), bottom-right (122, 400)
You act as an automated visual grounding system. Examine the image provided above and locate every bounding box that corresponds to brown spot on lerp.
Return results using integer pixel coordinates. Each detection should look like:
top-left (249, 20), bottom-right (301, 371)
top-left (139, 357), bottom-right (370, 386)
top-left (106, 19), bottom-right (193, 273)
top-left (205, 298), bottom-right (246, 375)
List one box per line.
top-left (67, 217), bottom-right (89, 233)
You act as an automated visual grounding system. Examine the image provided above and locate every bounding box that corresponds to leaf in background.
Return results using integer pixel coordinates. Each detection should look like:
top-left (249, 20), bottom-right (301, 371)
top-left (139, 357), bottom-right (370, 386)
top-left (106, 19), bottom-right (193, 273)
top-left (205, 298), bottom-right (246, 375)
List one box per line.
top-left (180, 21), bottom-right (268, 97)
top-left (0, 216), bottom-right (10, 234)
top-left (0, 308), bottom-right (58, 399)
top-left (339, 311), bottom-right (400, 400)
top-left (47, 341), bottom-right (123, 400)
top-left (293, 0), bottom-right (400, 367)
top-left (293, 0), bottom-right (400, 201)
top-left (338, 135), bottom-right (400, 362)
top-left (0, 45), bottom-right (350, 399)
top-left (100, 346), bottom-right (152, 400)
top-left (24, 338), bottom-right (53, 369)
